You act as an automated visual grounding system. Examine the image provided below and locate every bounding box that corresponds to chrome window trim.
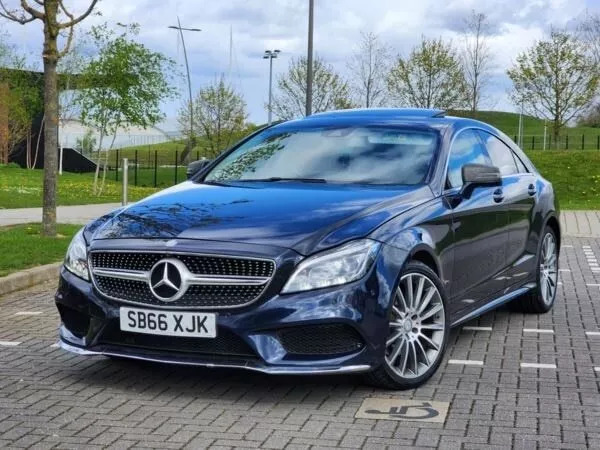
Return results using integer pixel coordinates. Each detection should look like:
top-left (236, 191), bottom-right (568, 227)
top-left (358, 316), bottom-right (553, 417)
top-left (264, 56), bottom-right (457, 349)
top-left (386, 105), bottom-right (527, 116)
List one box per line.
top-left (88, 249), bottom-right (277, 310)
top-left (440, 126), bottom-right (492, 194)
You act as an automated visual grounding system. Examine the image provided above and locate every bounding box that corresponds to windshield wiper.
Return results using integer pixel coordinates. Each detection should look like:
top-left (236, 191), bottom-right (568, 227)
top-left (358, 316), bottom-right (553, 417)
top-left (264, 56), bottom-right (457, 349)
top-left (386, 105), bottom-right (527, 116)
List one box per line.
top-left (236, 177), bottom-right (327, 183)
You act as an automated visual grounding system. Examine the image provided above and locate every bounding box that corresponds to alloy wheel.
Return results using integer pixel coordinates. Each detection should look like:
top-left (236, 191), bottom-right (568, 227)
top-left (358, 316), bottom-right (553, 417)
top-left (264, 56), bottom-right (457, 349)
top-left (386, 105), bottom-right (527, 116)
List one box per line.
top-left (539, 232), bottom-right (558, 305)
top-left (385, 272), bottom-right (445, 379)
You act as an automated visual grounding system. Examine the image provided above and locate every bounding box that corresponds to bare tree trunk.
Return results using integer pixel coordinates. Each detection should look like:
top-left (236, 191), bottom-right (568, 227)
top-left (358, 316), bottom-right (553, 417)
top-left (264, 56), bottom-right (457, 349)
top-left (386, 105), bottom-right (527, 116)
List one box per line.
top-left (26, 128), bottom-right (30, 168)
top-left (93, 129), bottom-right (105, 194)
top-left (99, 130), bottom-right (118, 195)
top-left (42, 49), bottom-right (59, 235)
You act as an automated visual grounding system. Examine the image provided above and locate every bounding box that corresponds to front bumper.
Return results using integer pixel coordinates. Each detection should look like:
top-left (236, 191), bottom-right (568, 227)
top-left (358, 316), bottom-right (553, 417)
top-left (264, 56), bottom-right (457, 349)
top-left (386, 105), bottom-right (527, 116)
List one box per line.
top-left (55, 244), bottom-right (407, 375)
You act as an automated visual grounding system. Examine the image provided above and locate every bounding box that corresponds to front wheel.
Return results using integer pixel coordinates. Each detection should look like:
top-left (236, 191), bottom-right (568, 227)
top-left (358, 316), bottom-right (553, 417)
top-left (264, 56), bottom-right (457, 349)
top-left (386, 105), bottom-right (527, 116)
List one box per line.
top-left (365, 261), bottom-right (449, 390)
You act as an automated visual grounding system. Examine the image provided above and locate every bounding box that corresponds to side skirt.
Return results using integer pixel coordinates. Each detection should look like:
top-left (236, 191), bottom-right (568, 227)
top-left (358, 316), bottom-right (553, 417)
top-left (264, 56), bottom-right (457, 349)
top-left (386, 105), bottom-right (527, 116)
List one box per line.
top-left (450, 283), bottom-right (535, 328)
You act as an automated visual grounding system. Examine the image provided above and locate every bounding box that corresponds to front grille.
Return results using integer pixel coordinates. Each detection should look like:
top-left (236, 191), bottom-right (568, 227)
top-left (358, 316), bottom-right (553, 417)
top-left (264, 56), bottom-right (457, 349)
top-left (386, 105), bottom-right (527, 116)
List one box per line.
top-left (90, 251), bottom-right (275, 309)
top-left (90, 252), bottom-right (274, 277)
top-left (277, 324), bottom-right (364, 355)
top-left (99, 324), bottom-right (256, 357)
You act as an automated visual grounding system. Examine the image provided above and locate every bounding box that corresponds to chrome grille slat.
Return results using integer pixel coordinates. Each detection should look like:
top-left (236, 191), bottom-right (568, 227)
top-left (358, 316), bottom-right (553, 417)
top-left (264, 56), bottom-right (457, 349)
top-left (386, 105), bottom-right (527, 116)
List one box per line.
top-left (89, 251), bottom-right (276, 310)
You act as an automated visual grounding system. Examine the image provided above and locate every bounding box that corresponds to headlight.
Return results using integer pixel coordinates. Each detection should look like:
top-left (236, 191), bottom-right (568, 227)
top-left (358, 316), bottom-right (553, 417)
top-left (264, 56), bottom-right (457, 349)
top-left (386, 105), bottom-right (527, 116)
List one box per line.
top-left (282, 239), bottom-right (381, 294)
top-left (64, 228), bottom-right (89, 281)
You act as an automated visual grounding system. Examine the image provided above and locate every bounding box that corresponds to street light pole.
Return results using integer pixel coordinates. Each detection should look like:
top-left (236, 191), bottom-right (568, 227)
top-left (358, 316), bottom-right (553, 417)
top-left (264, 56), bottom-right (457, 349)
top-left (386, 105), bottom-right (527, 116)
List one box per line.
top-left (263, 50), bottom-right (280, 125)
top-left (169, 17), bottom-right (201, 163)
top-left (306, 0), bottom-right (314, 117)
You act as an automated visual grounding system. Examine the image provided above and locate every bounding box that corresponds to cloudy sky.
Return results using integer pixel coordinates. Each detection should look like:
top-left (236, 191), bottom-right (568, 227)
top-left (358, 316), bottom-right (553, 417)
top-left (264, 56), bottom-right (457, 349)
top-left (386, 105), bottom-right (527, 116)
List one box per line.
top-left (3, 0), bottom-right (600, 132)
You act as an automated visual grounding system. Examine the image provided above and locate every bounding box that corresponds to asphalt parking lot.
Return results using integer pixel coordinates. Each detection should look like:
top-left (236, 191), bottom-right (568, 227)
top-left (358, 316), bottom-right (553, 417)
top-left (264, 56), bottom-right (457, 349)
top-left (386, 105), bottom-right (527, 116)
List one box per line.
top-left (0, 236), bottom-right (599, 449)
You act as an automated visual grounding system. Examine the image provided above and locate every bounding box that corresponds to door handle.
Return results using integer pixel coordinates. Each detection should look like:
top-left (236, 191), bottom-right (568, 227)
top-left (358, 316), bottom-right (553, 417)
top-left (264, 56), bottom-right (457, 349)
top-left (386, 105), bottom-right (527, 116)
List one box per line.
top-left (493, 188), bottom-right (504, 203)
top-left (528, 184), bottom-right (536, 196)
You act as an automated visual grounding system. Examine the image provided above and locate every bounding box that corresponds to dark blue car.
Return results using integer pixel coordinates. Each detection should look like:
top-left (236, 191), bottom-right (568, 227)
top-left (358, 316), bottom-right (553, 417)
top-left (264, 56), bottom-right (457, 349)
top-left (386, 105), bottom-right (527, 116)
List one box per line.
top-left (57, 108), bottom-right (560, 389)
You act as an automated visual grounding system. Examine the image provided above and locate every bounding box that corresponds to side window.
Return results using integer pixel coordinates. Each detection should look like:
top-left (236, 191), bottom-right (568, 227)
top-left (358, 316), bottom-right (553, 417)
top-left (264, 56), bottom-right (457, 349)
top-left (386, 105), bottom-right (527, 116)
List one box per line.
top-left (512, 152), bottom-right (528, 173)
top-left (446, 130), bottom-right (492, 189)
top-left (479, 132), bottom-right (518, 176)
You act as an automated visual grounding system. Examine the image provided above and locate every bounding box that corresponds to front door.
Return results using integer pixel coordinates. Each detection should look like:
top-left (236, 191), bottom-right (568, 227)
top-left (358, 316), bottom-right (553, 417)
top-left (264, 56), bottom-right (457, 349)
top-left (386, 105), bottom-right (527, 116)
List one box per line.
top-left (444, 129), bottom-right (509, 317)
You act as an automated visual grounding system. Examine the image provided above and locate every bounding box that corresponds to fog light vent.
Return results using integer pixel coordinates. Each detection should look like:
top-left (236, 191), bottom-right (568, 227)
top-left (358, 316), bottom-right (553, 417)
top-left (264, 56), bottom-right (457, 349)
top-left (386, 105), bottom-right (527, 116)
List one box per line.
top-left (277, 324), bottom-right (364, 355)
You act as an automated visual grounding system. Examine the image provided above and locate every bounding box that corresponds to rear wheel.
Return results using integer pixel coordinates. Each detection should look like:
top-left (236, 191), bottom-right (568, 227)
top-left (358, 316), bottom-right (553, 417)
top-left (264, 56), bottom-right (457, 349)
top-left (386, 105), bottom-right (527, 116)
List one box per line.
top-left (365, 261), bottom-right (449, 390)
top-left (510, 226), bottom-right (558, 313)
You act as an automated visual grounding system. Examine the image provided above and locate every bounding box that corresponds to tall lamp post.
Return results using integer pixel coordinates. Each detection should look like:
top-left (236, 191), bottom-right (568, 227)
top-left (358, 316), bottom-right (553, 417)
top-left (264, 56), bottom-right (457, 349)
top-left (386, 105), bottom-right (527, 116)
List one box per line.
top-left (169, 17), bottom-right (201, 163)
top-left (263, 49), bottom-right (280, 125)
top-left (306, 0), bottom-right (314, 116)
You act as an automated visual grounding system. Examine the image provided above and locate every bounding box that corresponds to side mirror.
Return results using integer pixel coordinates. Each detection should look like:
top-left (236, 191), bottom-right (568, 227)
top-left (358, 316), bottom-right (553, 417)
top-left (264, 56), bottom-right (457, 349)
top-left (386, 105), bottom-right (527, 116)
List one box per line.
top-left (460, 164), bottom-right (501, 197)
top-left (186, 159), bottom-right (212, 179)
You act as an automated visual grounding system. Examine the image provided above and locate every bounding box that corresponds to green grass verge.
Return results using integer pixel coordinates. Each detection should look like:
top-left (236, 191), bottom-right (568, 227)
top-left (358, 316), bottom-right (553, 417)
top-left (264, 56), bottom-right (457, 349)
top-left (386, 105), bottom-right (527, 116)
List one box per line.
top-left (527, 150), bottom-right (600, 210)
top-left (0, 166), bottom-right (158, 209)
top-left (0, 223), bottom-right (81, 277)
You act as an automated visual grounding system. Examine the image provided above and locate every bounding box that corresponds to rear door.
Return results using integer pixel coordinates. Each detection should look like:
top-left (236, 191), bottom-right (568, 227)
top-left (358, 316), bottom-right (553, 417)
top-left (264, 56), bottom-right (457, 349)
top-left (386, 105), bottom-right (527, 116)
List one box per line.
top-left (478, 131), bottom-right (537, 287)
top-left (444, 129), bottom-right (509, 316)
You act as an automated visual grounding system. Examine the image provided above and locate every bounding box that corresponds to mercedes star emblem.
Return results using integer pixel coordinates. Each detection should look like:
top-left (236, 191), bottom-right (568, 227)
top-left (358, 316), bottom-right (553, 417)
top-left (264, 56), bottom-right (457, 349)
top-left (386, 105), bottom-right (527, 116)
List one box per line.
top-left (149, 259), bottom-right (184, 302)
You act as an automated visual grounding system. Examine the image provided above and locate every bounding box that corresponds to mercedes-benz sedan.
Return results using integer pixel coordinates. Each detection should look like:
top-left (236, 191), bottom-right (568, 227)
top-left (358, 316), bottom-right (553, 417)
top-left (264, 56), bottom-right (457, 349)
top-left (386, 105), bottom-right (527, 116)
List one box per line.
top-left (56, 108), bottom-right (560, 389)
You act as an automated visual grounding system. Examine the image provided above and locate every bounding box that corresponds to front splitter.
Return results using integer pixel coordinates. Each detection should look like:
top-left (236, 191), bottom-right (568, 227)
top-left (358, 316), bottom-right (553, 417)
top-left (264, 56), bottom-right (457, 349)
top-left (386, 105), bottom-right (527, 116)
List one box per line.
top-left (58, 339), bottom-right (372, 375)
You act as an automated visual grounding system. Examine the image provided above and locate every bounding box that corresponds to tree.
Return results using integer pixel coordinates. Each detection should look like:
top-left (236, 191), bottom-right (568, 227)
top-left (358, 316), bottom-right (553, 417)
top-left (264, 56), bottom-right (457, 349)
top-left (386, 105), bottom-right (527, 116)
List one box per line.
top-left (0, 0), bottom-right (99, 237)
top-left (0, 33), bottom-right (42, 164)
top-left (507, 30), bottom-right (600, 144)
top-left (75, 129), bottom-right (96, 155)
top-left (347, 31), bottom-right (391, 108)
top-left (576, 13), bottom-right (600, 127)
top-left (272, 56), bottom-right (353, 120)
top-left (579, 12), bottom-right (600, 65)
top-left (462, 11), bottom-right (494, 111)
top-left (178, 77), bottom-right (247, 158)
top-left (387, 37), bottom-right (468, 109)
top-left (77, 24), bottom-right (176, 194)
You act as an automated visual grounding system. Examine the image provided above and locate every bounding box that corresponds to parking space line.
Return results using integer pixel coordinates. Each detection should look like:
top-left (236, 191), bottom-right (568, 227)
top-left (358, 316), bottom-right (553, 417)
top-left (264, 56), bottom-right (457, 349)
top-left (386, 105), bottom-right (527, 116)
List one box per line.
top-left (595, 367), bottom-right (600, 373)
top-left (462, 326), bottom-right (492, 331)
top-left (521, 362), bottom-right (556, 369)
top-left (448, 359), bottom-right (484, 366)
top-left (559, 269), bottom-right (571, 272)
top-left (587, 283), bottom-right (600, 287)
top-left (562, 245), bottom-right (574, 248)
top-left (50, 343), bottom-right (59, 348)
top-left (585, 331), bottom-right (600, 336)
top-left (0, 341), bottom-right (21, 346)
top-left (14, 311), bottom-right (43, 316)
top-left (523, 328), bottom-right (554, 334)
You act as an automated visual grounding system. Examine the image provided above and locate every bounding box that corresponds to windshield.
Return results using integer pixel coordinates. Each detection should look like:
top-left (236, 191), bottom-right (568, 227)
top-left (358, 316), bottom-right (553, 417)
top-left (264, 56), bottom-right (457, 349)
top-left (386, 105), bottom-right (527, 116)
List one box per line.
top-left (204, 126), bottom-right (439, 185)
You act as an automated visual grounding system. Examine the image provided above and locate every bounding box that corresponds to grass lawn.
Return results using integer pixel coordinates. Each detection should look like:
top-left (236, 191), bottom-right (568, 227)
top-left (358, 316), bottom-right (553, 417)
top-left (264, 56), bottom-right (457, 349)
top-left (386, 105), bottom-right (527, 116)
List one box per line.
top-left (0, 166), bottom-right (158, 209)
top-left (0, 223), bottom-right (81, 277)
top-left (527, 151), bottom-right (600, 210)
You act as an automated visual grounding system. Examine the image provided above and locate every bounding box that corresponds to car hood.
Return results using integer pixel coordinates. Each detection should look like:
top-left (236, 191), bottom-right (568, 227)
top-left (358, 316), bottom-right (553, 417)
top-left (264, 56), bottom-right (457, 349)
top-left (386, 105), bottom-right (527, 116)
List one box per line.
top-left (90, 181), bottom-right (433, 255)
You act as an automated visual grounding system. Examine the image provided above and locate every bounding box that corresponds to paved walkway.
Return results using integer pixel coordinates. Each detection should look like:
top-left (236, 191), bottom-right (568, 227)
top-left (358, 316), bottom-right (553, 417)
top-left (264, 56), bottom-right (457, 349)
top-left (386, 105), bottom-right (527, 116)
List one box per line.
top-left (0, 203), bottom-right (121, 226)
top-left (560, 210), bottom-right (600, 238)
top-left (1, 204), bottom-right (599, 237)
top-left (0, 236), bottom-right (598, 448)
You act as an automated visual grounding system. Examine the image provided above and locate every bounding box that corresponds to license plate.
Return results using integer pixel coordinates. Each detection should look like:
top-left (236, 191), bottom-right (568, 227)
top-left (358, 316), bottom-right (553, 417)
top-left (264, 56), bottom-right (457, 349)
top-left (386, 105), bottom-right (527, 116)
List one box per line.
top-left (119, 307), bottom-right (216, 338)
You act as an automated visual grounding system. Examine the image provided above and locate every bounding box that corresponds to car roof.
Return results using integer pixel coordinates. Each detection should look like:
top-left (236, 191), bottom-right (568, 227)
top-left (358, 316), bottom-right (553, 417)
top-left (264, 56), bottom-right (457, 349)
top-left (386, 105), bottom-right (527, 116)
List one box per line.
top-left (273, 108), bottom-right (498, 134)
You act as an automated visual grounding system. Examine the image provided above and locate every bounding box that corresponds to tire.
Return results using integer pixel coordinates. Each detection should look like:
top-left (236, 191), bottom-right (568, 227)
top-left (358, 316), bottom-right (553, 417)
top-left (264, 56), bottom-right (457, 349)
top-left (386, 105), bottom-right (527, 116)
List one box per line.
top-left (509, 226), bottom-right (558, 314)
top-left (365, 261), bottom-right (450, 390)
